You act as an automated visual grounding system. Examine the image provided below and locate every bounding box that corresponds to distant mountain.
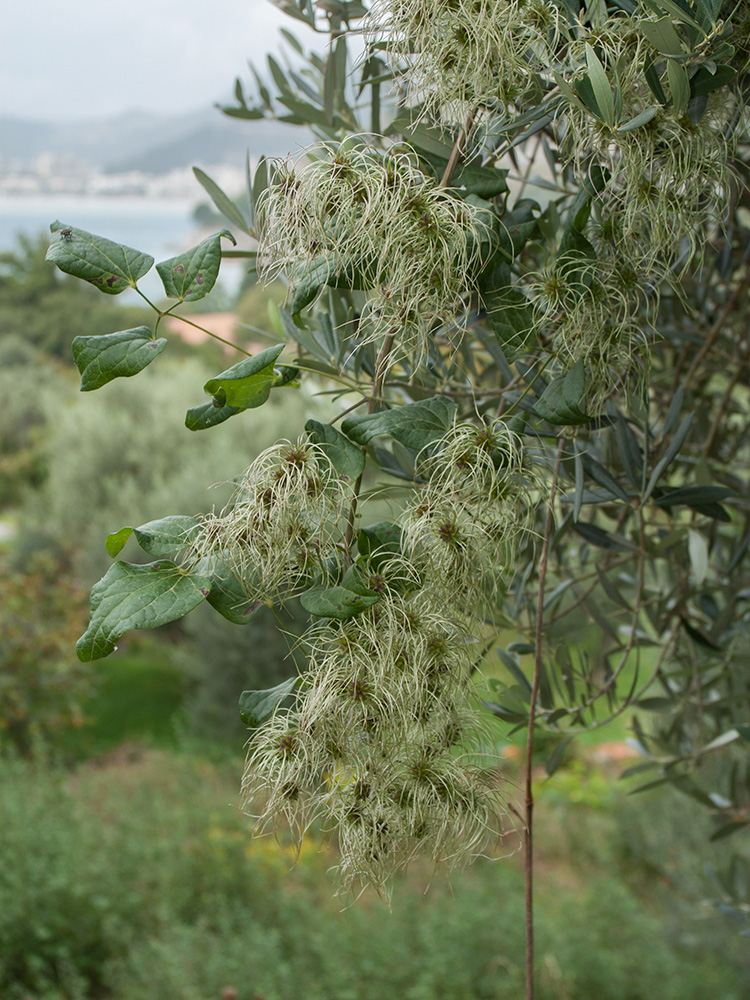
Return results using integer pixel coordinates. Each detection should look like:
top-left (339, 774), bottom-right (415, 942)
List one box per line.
top-left (0, 110), bottom-right (309, 172)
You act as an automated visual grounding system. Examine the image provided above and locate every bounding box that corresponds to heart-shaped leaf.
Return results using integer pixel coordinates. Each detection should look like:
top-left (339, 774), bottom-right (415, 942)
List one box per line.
top-left (203, 344), bottom-right (285, 408)
top-left (72, 328), bottom-right (166, 391)
top-left (106, 515), bottom-right (201, 558)
top-left (239, 676), bottom-right (300, 727)
top-left (305, 419), bottom-right (365, 482)
top-left (185, 401), bottom-right (244, 431)
top-left (156, 230), bottom-right (235, 302)
top-left (300, 582), bottom-right (380, 620)
top-left (535, 361), bottom-right (591, 426)
top-left (47, 221), bottom-right (153, 294)
top-left (342, 397), bottom-right (458, 451)
top-left (76, 560), bottom-right (211, 661)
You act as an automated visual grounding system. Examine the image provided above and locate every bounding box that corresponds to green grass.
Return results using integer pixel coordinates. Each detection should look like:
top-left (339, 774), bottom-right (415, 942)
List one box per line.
top-left (58, 639), bottom-right (187, 760)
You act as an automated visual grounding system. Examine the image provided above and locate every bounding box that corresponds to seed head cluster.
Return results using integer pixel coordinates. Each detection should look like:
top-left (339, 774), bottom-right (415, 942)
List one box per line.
top-left (242, 588), bottom-right (505, 894)
top-left (366, 0), bottom-right (561, 117)
top-left (403, 420), bottom-right (538, 614)
top-left (189, 440), bottom-right (348, 607)
top-left (563, 18), bottom-right (737, 274)
top-left (239, 421), bottom-right (536, 892)
top-left (258, 144), bottom-right (492, 356)
top-left (522, 13), bottom-right (739, 405)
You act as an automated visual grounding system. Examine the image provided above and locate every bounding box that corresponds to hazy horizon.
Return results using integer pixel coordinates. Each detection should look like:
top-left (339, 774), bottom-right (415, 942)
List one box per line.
top-left (1, 0), bottom-right (305, 123)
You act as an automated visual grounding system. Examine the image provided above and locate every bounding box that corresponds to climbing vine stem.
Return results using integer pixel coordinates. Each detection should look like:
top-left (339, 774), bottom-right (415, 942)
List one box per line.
top-left (524, 438), bottom-right (563, 1000)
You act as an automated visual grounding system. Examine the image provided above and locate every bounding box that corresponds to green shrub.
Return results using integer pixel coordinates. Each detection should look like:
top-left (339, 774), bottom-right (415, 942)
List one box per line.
top-left (0, 752), bottom-right (745, 1000)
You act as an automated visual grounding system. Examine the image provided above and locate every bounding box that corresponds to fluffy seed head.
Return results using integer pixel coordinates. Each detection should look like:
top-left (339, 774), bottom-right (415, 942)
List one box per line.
top-left (257, 142), bottom-right (493, 358)
top-left (188, 439), bottom-right (347, 607)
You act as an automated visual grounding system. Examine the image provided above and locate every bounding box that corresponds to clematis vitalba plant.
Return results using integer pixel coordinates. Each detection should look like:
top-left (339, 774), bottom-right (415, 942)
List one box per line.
top-left (47, 0), bottom-right (750, 992)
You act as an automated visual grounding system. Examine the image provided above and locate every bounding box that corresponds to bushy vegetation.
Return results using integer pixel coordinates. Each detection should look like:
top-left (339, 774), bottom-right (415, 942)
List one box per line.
top-left (0, 750), bottom-right (745, 1000)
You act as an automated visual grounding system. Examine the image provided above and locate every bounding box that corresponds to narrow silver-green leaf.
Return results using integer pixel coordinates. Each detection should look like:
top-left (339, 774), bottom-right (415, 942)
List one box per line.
top-left (643, 413), bottom-right (693, 501)
top-left (639, 16), bottom-right (684, 54)
top-left (192, 167), bottom-right (250, 233)
top-left (667, 59), bottom-right (690, 115)
top-left (618, 105), bottom-right (659, 131)
top-left (585, 44), bottom-right (616, 126)
top-left (72, 328), bottom-right (166, 391)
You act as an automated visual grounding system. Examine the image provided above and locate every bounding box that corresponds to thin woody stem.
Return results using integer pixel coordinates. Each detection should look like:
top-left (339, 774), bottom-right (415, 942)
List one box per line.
top-left (343, 333), bottom-right (395, 552)
top-left (682, 273), bottom-right (750, 391)
top-left (439, 110), bottom-right (476, 189)
top-left (524, 439), bottom-right (563, 1000)
top-left (137, 288), bottom-right (253, 357)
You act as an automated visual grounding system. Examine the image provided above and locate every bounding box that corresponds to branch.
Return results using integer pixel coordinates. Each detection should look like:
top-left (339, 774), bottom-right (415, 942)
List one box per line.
top-left (343, 333), bottom-right (395, 552)
top-left (524, 438), bottom-right (563, 1000)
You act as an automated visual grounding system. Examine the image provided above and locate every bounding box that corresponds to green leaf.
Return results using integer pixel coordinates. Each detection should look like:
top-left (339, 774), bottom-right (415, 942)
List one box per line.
top-left (702, 729), bottom-right (740, 752)
top-left (451, 164), bottom-right (509, 198)
top-left (618, 105), bottom-right (659, 131)
top-left (47, 222), bottom-right (153, 295)
top-left (535, 362), bottom-right (591, 426)
top-left (192, 167), bottom-right (250, 233)
top-left (667, 58), bottom-right (690, 114)
top-left (710, 820), bottom-right (750, 842)
top-left (573, 522), bottom-right (630, 550)
top-left (105, 515), bottom-right (200, 559)
top-left (287, 254), bottom-right (367, 319)
top-left (357, 521), bottom-right (402, 563)
top-left (185, 401), bottom-right (243, 431)
top-left (342, 397), bottom-right (458, 451)
top-left (239, 676), bottom-right (300, 727)
top-left (305, 419), bottom-right (365, 482)
top-left (613, 413), bottom-right (643, 490)
top-left (156, 230), bottom-right (235, 302)
top-left (71, 328), bottom-right (166, 391)
top-left (197, 555), bottom-right (261, 624)
top-left (647, 0), bottom-right (704, 33)
top-left (644, 54), bottom-right (667, 103)
top-left (482, 270), bottom-right (536, 359)
top-left (203, 344), bottom-right (285, 408)
top-left (691, 63), bottom-right (735, 96)
top-left (585, 44), bottom-right (616, 126)
top-left (300, 582), bottom-right (380, 620)
top-left (581, 453), bottom-right (630, 502)
top-left (654, 485), bottom-right (732, 508)
top-left (105, 527), bottom-right (133, 558)
top-left (134, 515), bottom-right (201, 556)
top-left (639, 16), bottom-right (684, 54)
top-left (76, 560), bottom-right (211, 661)
top-left (688, 528), bottom-right (709, 584)
top-left (546, 735), bottom-right (574, 777)
top-left (642, 413), bottom-right (693, 501)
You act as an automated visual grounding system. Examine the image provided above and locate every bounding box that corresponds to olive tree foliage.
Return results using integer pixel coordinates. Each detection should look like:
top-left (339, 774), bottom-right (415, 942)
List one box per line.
top-left (47, 0), bottom-right (749, 918)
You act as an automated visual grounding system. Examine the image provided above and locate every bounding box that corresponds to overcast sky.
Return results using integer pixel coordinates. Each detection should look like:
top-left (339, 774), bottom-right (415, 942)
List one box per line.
top-left (1, 0), bottom-right (311, 122)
